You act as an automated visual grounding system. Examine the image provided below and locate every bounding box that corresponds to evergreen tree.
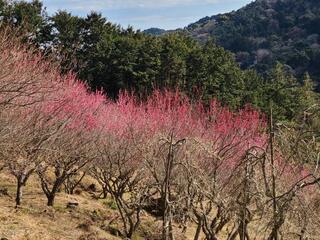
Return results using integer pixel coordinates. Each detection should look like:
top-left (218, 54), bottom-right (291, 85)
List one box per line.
top-left (297, 73), bottom-right (318, 111)
top-left (264, 63), bottom-right (301, 121)
top-left (158, 33), bottom-right (191, 89)
top-left (201, 40), bottom-right (245, 109)
top-left (294, 73), bottom-right (320, 128)
top-left (50, 10), bottom-right (84, 72)
top-left (242, 69), bottom-right (265, 108)
top-left (0, 0), bottom-right (49, 43)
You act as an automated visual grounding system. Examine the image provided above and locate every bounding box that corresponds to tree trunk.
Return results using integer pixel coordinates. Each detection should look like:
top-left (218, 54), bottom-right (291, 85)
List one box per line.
top-left (47, 193), bottom-right (55, 207)
top-left (204, 233), bottom-right (218, 240)
top-left (239, 162), bottom-right (250, 240)
top-left (65, 172), bottom-right (86, 195)
top-left (163, 137), bottom-right (174, 240)
top-left (15, 180), bottom-right (23, 207)
top-left (102, 186), bottom-right (108, 199)
top-left (46, 181), bottom-right (61, 206)
top-left (126, 221), bottom-right (134, 239)
top-left (169, 212), bottom-right (175, 240)
top-left (194, 220), bottom-right (202, 240)
top-left (269, 101), bottom-right (278, 240)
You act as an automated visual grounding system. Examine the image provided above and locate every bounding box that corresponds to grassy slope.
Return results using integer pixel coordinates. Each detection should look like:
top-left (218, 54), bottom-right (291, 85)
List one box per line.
top-left (0, 172), bottom-right (202, 240)
top-left (0, 173), bottom-right (123, 240)
top-left (0, 170), bottom-right (279, 240)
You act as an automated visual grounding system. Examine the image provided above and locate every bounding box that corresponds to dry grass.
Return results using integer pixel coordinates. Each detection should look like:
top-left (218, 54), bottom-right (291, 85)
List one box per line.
top-left (0, 172), bottom-right (122, 240)
top-left (0, 172), bottom-right (213, 240)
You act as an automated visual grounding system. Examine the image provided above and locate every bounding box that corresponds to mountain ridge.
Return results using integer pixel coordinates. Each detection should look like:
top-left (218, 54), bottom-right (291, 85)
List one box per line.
top-left (145, 0), bottom-right (320, 86)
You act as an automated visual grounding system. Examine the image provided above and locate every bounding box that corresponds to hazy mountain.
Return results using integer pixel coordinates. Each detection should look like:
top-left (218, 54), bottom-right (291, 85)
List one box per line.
top-left (143, 27), bottom-right (167, 36)
top-left (146, 0), bottom-right (320, 86)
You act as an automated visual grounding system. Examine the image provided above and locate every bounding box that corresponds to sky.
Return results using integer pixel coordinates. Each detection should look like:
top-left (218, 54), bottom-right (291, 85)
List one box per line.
top-left (40, 0), bottom-right (253, 30)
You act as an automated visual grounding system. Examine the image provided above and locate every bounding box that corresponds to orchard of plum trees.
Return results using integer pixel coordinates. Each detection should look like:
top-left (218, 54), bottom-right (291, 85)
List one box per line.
top-left (0, 28), bottom-right (320, 240)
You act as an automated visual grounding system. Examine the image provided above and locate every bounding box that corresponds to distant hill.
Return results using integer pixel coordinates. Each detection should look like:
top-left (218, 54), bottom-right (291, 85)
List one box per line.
top-left (146, 0), bottom-right (320, 87)
top-left (143, 28), bottom-right (166, 36)
top-left (185, 0), bottom-right (320, 85)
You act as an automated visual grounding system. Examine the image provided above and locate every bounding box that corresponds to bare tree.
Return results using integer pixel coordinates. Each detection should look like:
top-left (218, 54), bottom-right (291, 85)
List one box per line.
top-left (90, 130), bottom-right (147, 239)
top-left (142, 133), bottom-right (192, 240)
top-left (263, 106), bottom-right (320, 239)
top-left (63, 171), bottom-right (87, 195)
top-left (0, 106), bottom-right (65, 206)
top-left (37, 127), bottom-right (97, 206)
top-left (0, 27), bottom-right (62, 177)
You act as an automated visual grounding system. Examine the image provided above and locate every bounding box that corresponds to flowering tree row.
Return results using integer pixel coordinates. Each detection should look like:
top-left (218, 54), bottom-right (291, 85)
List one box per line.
top-left (0, 30), bottom-right (319, 239)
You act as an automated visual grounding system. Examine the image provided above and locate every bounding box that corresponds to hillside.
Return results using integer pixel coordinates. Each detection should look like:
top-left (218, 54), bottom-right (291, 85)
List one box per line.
top-left (0, 173), bottom-right (121, 240)
top-left (185, 0), bottom-right (320, 84)
top-left (1, 2), bottom-right (320, 239)
top-left (144, 0), bottom-right (320, 86)
top-left (143, 28), bottom-right (166, 36)
top-left (0, 172), bottom-right (195, 240)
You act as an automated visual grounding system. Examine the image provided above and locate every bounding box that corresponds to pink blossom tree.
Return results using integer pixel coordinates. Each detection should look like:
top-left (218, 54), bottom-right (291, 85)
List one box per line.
top-left (36, 77), bottom-right (105, 206)
top-left (0, 104), bottom-right (67, 206)
top-left (90, 92), bottom-right (151, 239)
top-left (137, 91), bottom-right (267, 240)
top-left (0, 30), bottom-right (68, 206)
top-left (183, 103), bottom-right (267, 240)
top-left (256, 108), bottom-right (320, 239)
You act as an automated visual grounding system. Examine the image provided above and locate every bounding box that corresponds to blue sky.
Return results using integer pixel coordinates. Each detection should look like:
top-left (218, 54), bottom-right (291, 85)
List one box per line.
top-left (41, 0), bottom-right (253, 30)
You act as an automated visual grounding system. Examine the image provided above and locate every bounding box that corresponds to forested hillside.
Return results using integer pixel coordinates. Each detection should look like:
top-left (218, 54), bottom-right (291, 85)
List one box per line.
top-left (185, 0), bottom-right (320, 86)
top-left (143, 28), bottom-right (166, 36)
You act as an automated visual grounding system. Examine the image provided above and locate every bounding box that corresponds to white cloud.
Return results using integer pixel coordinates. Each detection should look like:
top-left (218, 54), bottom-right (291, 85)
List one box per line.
top-left (41, 0), bottom-right (250, 29)
top-left (101, 0), bottom-right (221, 9)
top-left (44, 0), bottom-right (235, 11)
